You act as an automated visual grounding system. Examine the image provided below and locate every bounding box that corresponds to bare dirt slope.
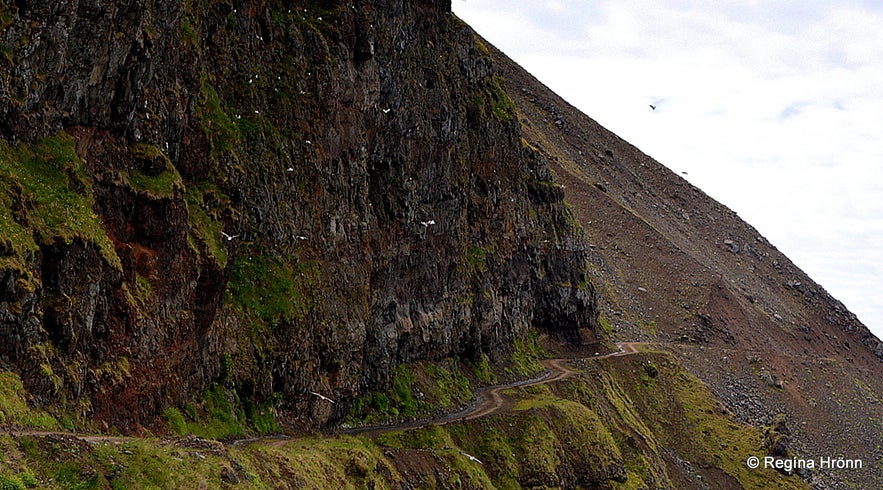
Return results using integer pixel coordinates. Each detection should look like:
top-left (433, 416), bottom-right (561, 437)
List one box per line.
top-left (489, 41), bottom-right (883, 488)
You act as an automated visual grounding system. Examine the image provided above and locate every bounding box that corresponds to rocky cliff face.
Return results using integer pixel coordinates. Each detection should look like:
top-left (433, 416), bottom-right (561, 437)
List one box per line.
top-left (0, 0), bottom-right (597, 429)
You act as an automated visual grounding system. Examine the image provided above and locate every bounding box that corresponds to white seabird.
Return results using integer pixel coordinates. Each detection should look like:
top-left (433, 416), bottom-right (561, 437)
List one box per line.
top-left (461, 451), bottom-right (482, 464)
top-left (420, 220), bottom-right (436, 227)
top-left (310, 391), bottom-right (335, 404)
top-left (221, 232), bottom-right (239, 241)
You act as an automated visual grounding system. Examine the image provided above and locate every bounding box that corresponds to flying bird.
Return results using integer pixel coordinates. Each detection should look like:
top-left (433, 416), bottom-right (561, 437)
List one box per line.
top-left (221, 232), bottom-right (239, 241)
top-left (461, 451), bottom-right (483, 464)
top-left (310, 391), bottom-right (335, 404)
top-left (649, 104), bottom-right (657, 111)
top-left (420, 220), bottom-right (436, 227)
top-left (382, 108), bottom-right (391, 114)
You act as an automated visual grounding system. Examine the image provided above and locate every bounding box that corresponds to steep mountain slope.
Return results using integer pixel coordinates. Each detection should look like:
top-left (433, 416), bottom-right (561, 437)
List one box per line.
top-left (490, 41), bottom-right (883, 489)
top-left (1, 0), bottom-right (882, 488)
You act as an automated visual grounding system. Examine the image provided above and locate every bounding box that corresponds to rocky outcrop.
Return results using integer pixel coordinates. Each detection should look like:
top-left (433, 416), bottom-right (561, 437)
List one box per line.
top-left (0, 1), bottom-right (597, 429)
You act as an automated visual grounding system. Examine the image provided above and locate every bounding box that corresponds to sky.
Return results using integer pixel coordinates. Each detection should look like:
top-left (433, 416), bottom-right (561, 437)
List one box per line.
top-left (453, 1), bottom-right (883, 339)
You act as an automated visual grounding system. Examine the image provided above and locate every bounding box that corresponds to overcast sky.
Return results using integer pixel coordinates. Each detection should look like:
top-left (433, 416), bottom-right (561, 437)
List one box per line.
top-left (453, 1), bottom-right (883, 339)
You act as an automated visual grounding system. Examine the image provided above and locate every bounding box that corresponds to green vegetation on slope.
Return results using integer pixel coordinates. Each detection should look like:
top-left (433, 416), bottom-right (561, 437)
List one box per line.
top-left (198, 82), bottom-right (240, 157)
top-left (0, 370), bottom-right (58, 430)
top-left (0, 132), bottom-right (120, 269)
top-left (226, 255), bottom-right (320, 331)
top-left (185, 182), bottom-right (231, 268)
top-left (0, 346), bottom-right (812, 489)
top-left (124, 143), bottom-right (183, 198)
top-left (565, 351), bottom-right (809, 490)
top-left (163, 381), bottom-right (281, 440)
top-left (347, 330), bottom-right (544, 428)
top-left (347, 358), bottom-right (473, 426)
top-left (0, 432), bottom-right (406, 490)
top-left (353, 349), bottom-right (808, 489)
top-left (507, 329), bottom-right (546, 377)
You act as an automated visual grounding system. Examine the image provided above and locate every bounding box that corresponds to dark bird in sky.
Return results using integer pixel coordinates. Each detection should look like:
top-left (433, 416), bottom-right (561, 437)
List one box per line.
top-left (649, 104), bottom-right (657, 111)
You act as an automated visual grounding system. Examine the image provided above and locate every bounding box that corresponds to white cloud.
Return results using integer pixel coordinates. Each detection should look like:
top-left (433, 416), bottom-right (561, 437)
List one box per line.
top-left (454, 1), bottom-right (883, 337)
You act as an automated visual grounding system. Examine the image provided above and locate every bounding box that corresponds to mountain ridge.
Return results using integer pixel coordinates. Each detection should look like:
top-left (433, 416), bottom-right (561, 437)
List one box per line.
top-left (489, 36), bottom-right (883, 488)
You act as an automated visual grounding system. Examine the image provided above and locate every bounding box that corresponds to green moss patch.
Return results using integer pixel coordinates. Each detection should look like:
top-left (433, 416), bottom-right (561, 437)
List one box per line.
top-left (348, 364), bottom-right (426, 425)
top-left (124, 143), bottom-right (183, 197)
top-left (163, 384), bottom-right (280, 440)
top-left (0, 133), bottom-right (120, 269)
top-left (226, 255), bottom-right (320, 331)
top-left (468, 352), bottom-right (497, 385)
top-left (93, 439), bottom-right (230, 489)
top-left (179, 16), bottom-right (199, 46)
top-left (374, 425), bottom-right (452, 450)
top-left (0, 177), bottom-right (37, 263)
top-left (465, 245), bottom-right (489, 273)
top-left (165, 384), bottom-right (245, 439)
top-left (348, 357), bottom-right (477, 427)
top-left (185, 183), bottom-right (230, 268)
top-left (507, 329), bottom-right (546, 377)
top-left (0, 370), bottom-right (59, 429)
top-left (489, 74), bottom-right (516, 122)
top-left (198, 82), bottom-right (240, 157)
top-left (423, 359), bottom-right (472, 408)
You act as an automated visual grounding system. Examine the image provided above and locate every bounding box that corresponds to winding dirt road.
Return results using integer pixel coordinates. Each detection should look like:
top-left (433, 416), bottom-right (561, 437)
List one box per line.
top-left (7, 343), bottom-right (642, 446)
top-left (443, 342), bottom-right (639, 424)
top-left (347, 342), bottom-right (640, 437)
